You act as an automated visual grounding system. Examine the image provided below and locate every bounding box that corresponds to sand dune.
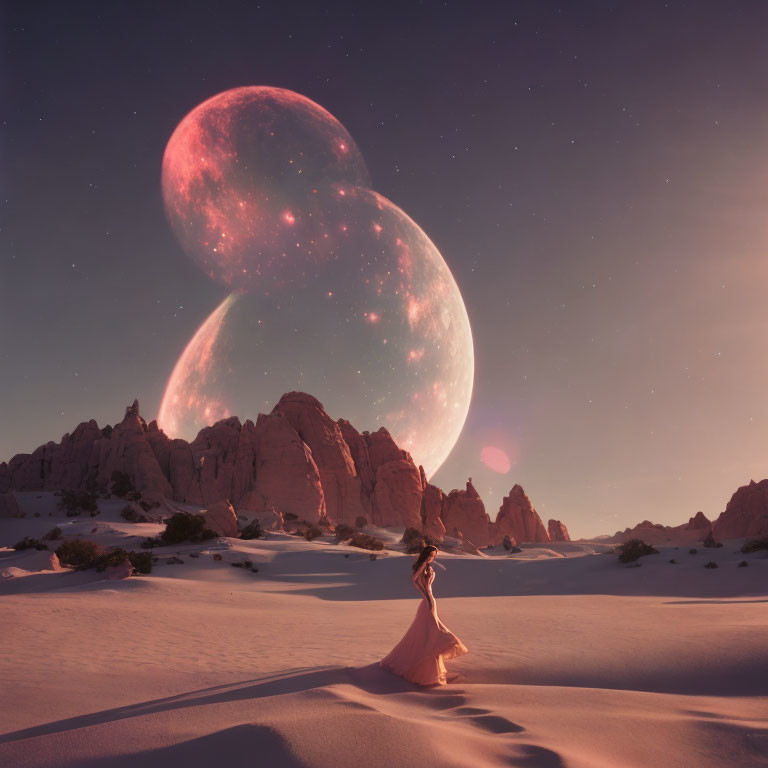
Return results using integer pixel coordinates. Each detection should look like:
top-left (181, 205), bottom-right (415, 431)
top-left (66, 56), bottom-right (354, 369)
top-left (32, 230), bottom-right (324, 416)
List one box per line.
top-left (1, 494), bottom-right (766, 767)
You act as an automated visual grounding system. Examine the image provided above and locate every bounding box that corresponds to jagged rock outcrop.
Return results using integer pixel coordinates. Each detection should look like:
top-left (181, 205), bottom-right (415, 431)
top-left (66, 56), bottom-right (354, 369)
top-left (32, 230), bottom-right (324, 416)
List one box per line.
top-left (94, 401), bottom-right (172, 502)
top-left (713, 479), bottom-right (768, 540)
top-left (609, 510), bottom-right (714, 545)
top-left (0, 393), bottom-right (573, 546)
top-left (491, 485), bottom-right (549, 545)
top-left (440, 479), bottom-right (490, 548)
top-left (237, 411), bottom-right (325, 522)
top-left (547, 519), bottom-right (570, 542)
top-left (419, 466), bottom-right (446, 542)
top-left (273, 392), bottom-right (365, 524)
top-left (370, 460), bottom-right (422, 528)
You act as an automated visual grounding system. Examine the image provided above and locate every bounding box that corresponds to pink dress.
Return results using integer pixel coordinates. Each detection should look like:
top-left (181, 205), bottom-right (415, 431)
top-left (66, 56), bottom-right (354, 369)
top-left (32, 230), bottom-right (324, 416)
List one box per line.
top-left (379, 564), bottom-right (468, 685)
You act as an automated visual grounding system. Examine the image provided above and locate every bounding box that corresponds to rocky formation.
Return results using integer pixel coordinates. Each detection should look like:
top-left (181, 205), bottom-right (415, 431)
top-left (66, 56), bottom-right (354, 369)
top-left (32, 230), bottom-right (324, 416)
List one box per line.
top-left (490, 485), bottom-right (549, 546)
top-left (547, 519), bottom-right (570, 542)
top-left (419, 467), bottom-right (446, 542)
top-left (0, 393), bottom-right (583, 548)
top-left (609, 511), bottom-right (713, 545)
top-left (713, 480), bottom-right (768, 540)
top-left (441, 480), bottom-right (491, 548)
top-left (202, 499), bottom-right (238, 537)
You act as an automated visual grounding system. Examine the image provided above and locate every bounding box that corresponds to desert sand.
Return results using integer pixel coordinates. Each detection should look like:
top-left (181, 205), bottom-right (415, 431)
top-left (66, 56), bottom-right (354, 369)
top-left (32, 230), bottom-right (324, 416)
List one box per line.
top-left (1, 492), bottom-right (766, 768)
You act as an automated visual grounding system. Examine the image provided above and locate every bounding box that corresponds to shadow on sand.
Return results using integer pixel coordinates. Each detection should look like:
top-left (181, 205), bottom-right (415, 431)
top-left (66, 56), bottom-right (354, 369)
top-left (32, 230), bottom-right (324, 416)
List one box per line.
top-left (0, 664), bottom-right (415, 747)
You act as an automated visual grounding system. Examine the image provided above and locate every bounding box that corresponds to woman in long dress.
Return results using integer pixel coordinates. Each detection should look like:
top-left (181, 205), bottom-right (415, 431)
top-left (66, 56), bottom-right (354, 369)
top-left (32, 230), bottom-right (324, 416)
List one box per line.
top-left (379, 545), bottom-right (468, 686)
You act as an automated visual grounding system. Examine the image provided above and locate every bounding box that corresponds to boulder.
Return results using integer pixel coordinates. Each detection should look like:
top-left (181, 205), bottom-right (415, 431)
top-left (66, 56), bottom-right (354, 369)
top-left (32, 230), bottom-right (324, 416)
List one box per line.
top-left (202, 499), bottom-right (238, 537)
top-left (106, 558), bottom-right (133, 580)
top-left (547, 519), bottom-right (570, 542)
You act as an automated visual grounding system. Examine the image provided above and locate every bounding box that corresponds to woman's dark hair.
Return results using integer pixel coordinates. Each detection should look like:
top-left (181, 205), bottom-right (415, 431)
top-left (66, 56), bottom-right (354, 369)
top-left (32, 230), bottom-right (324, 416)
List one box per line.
top-left (412, 544), bottom-right (437, 572)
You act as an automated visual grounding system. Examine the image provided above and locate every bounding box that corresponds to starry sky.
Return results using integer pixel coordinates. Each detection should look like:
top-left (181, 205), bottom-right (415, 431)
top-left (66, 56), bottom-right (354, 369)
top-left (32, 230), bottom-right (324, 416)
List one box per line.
top-left (2, 1), bottom-right (768, 538)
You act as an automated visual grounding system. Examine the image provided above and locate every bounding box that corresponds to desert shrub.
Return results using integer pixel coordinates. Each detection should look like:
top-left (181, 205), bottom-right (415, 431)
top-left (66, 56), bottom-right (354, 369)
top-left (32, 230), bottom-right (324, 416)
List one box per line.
top-left (348, 532), bottom-right (384, 551)
top-left (213, 553), bottom-right (223, 561)
top-left (303, 526), bottom-right (323, 541)
top-left (160, 512), bottom-right (217, 545)
top-left (42, 526), bottom-right (62, 541)
top-left (110, 470), bottom-right (135, 498)
top-left (704, 561), bottom-right (718, 569)
top-left (93, 548), bottom-right (131, 572)
top-left (741, 536), bottom-right (768, 554)
top-left (317, 515), bottom-right (332, 529)
top-left (503, 535), bottom-right (514, 551)
top-left (120, 505), bottom-right (148, 523)
top-left (401, 527), bottom-right (426, 554)
top-left (140, 537), bottom-right (162, 549)
top-left (669, 559), bottom-right (678, 564)
top-left (355, 515), bottom-right (368, 529)
top-left (689, 548), bottom-right (698, 555)
top-left (59, 489), bottom-right (98, 516)
top-left (240, 519), bottom-right (263, 540)
top-left (13, 536), bottom-right (48, 551)
top-left (738, 560), bottom-right (749, 568)
top-left (335, 523), bottom-right (355, 541)
top-left (702, 531), bottom-right (723, 548)
top-left (138, 499), bottom-right (160, 512)
top-left (616, 539), bottom-right (659, 564)
top-left (55, 539), bottom-right (103, 569)
top-left (128, 551), bottom-right (153, 574)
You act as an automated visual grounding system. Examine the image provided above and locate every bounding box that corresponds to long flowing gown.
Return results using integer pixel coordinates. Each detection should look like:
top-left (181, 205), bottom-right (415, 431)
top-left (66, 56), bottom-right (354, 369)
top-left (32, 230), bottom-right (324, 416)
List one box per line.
top-left (378, 564), bottom-right (468, 686)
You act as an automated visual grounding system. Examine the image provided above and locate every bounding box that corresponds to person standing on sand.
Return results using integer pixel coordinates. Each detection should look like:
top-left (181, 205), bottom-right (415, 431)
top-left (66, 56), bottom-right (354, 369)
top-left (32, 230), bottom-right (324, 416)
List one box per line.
top-left (379, 544), bottom-right (468, 685)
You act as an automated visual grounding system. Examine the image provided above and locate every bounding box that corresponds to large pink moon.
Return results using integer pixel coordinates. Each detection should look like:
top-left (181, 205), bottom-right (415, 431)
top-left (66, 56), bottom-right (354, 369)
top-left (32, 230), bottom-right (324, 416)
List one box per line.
top-left (158, 87), bottom-right (475, 478)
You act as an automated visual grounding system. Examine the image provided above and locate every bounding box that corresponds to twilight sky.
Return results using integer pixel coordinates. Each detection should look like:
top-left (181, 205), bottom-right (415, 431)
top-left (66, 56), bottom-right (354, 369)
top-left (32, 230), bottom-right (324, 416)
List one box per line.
top-left (2, 1), bottom-right (768, 538)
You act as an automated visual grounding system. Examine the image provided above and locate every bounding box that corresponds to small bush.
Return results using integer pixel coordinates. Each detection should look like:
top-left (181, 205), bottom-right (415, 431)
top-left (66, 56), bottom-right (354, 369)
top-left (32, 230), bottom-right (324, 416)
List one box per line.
top-left (704, 561), bottom-right (718, 569)
top-left (401, 526), bottom-right (426, 554)
top-left (335, 523), bottom-right (355, 541)
top-left (738, 560), bottom-right (749, 568)
top-left (348, 532), bottom-right (384, 551)
top-left (303, 526), bottom-right (323, 541)
top-left (689, 548), bottom-right (698, 555)
top-left (120, 505), bottom-right (148, 523)
top-left (160, 513), bottom-right (217, 545)
top-left (140, 537), bottom-right (162, 549)
top-left (616, 539), bottom-right (659, 564)
top-left (355, 515), bottom-right (368, 529)
top-left (59, 489), bottom-right (98, 516)
top-left (42, 527), bottom-right (62, 541)
top-left (13, 536), bottom-right (48, 551)
top-left (502, 535), bottom-right (514, 552)
top-left (240, 519), bottom-right (263, 540)
top-left (93, 548), bottom-right (131, 572)
top-left (702, 531), bottom-right (723, 549)
top-left (741, 536), bottom-right (768, 554)
top-left (213, 553), bottom-right (223, 561)
top-left (55, 539), bottom-right (104, 569)
top-left (110, 470), bottom-right (135, 498)
top-left (669, 559), bottom-right (678, 564)
top-left (128, 551), bottom-right (152, 574)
